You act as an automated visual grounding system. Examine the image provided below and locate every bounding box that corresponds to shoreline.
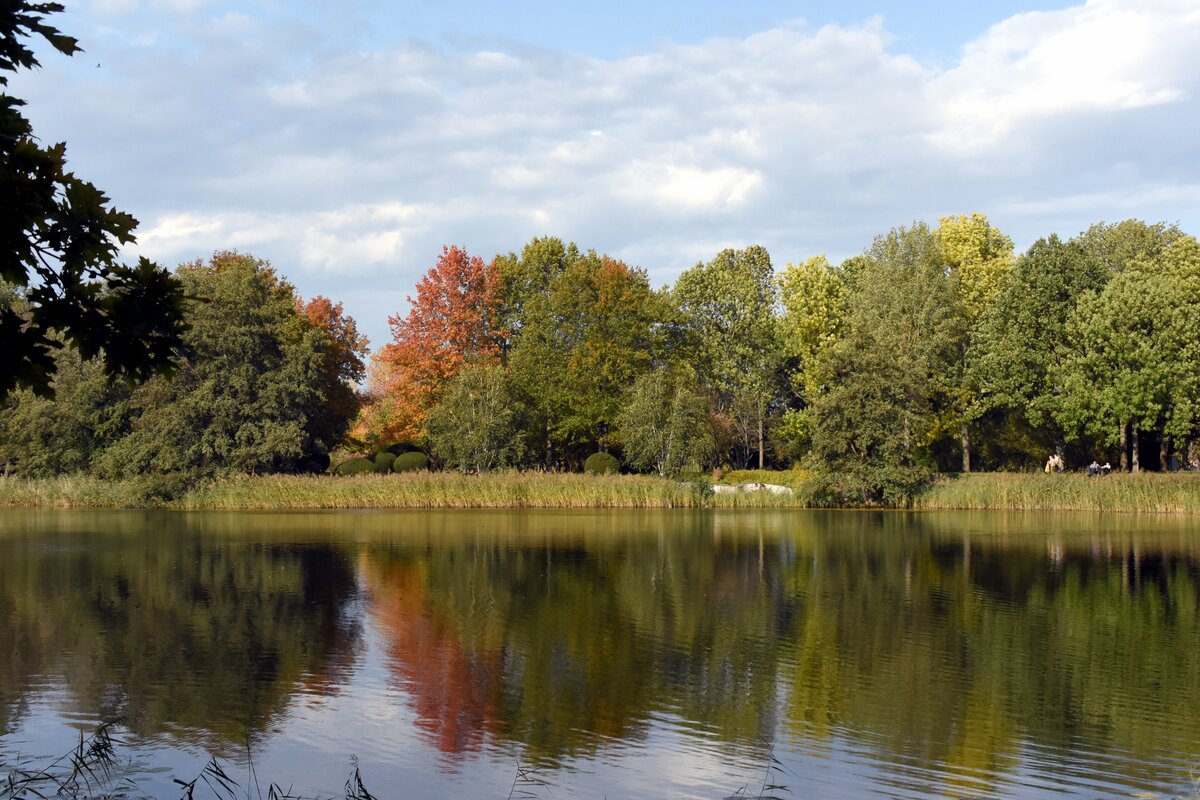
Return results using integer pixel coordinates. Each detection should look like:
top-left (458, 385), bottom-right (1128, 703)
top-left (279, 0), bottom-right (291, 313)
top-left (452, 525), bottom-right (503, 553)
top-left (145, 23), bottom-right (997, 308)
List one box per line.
top-left (1, 471), bottom-right (1198, 514)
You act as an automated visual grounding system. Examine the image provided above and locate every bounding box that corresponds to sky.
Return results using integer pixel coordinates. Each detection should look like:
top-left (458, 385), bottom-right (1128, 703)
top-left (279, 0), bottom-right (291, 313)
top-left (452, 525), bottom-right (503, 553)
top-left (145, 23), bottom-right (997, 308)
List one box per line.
top-left (11, 0), bottom-right (1200, 349)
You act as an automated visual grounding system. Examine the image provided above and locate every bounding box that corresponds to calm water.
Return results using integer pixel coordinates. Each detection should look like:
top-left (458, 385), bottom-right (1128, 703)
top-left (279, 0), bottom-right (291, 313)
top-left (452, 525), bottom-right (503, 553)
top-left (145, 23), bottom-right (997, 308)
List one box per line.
top-left (1, 509), bottom-right (1199, 799)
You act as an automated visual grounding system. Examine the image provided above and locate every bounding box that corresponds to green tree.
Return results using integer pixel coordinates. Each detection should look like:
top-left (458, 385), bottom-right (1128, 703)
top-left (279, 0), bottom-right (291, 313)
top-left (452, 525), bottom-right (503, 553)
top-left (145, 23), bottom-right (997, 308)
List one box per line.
top-left (493, 237), bottom-right (578, 351)
top-left (1, 2), bottom-right (185, 400)
top-left (1056, 236), bottom-right (1200, 471)
top-left (616, 364), bottom-right (713, 476)
top-left (1078, 219), bottom-right (1183, 276)
top-left (296, 296), bottom-right (369, 454)
top-left (673, 246), bottom-right (781, 468)
top-left (510, 250), bottom-right (666, 465)
top-left (426, 363), bottom-right (527, 472)
top-left (972, 220), bottom-right (1182, 471)
top-left (971, 235), bottom-right (1107, 462)
top-left (93, 252), bottom-right (345, 477)
top-left (0, 347), bottom-right (132, 476)
top-left (808, 223), bottom-right (960, 503)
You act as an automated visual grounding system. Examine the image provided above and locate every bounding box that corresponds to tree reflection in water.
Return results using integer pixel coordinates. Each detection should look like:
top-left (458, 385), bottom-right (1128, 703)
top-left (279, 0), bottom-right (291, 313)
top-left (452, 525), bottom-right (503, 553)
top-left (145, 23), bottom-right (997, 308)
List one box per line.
top-left (0, 509), bottom-right (1198, 799)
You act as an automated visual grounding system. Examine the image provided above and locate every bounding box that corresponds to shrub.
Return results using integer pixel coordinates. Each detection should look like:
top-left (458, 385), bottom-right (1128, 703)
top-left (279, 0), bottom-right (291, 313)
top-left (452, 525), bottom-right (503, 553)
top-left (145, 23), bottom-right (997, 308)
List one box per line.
top-left (385, 441), bottom-right (422, 456)
top-left (584, 452), bottom-right (620, 475)
top-left (333, 457), bottom-right (375, 476)
top-left (392, 452), bottom-right (430, 473)
top-left (373, 452), bottom-right (397, 473)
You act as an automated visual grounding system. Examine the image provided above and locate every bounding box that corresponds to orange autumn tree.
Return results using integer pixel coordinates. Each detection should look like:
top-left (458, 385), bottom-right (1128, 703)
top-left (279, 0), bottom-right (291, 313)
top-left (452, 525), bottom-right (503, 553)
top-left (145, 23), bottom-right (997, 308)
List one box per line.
top-left (362, 246), bottom-right (506, 443)
top-left (296, 295), bottom-right (370, 450)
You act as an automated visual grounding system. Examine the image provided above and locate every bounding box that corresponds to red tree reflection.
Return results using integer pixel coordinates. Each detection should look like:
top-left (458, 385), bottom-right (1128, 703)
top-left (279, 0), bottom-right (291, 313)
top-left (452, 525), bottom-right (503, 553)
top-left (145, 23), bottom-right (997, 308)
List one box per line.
top-left (364, 558), bottom-right (502, 756)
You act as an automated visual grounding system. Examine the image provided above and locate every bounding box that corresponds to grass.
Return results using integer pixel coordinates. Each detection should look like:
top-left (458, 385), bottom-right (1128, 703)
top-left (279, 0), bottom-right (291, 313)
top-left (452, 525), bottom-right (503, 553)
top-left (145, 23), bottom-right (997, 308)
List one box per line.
top-left (176, 471), bottom-right (811, 510)
top-left (915, 471), bottom-right (1200, 513)
top-left (1, 469), bottom-right (1197, 513)
top-left (0, 474), bottom-right (152, 509)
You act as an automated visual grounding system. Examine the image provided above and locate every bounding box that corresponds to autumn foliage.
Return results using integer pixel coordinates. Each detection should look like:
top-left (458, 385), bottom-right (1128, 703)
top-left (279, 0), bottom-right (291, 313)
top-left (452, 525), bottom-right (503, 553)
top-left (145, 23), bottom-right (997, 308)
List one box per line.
top-left (361, 246), bottom-right (505, 443)
top-left (297, 295), bottom-right (370, 448)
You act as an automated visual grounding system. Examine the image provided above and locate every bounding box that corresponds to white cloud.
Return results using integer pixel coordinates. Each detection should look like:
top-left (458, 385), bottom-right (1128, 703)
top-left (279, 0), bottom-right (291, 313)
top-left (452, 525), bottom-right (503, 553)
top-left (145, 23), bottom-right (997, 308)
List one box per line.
top-left (929, 0), bottom-right (1200, 150)
top-left (618, 163), bottom-right (763, 213)
top-left (136, 203), bottom-right (423, 274)
top-left (21, 0), bottom-right (1200, 344)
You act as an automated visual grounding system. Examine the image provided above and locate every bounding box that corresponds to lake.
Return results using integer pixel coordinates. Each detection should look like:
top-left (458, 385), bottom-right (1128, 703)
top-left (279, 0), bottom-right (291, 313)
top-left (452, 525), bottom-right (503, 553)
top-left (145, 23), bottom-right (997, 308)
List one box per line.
top-left (1, 509), bottom-right (1198, 799)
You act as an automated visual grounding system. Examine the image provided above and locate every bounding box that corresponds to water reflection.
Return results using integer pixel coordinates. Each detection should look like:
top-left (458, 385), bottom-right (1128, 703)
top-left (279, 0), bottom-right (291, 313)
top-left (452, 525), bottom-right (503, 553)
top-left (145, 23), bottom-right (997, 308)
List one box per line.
top-left (0, 513), bottom-right (362, 751)
top-left (0, 509), bottom-right (1198, 799)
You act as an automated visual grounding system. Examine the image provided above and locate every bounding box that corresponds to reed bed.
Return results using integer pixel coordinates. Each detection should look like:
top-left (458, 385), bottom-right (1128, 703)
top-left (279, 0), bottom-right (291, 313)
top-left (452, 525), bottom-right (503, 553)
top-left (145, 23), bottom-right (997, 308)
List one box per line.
top-left (915, 471), bottom-right (1200, 513)
top-left (0, 474), bottom-right (148, 508)
top-left (175, 471), bottom-right (714, 510)
top-left (3, 469), bottom-right (1197, 512)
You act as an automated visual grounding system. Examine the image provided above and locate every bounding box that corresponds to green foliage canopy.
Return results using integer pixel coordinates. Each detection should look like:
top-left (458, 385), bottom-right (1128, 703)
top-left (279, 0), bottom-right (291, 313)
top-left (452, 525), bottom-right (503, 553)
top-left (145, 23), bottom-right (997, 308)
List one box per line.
top-left (808, 223), bottom-right (960, 502)
top-left (509, 248), bottom-right (666, 464)
top-left (673, 246), bottom-right (781, 468)
top-left (616, 365), bottom-right (712, 476)
top-left (427, 363), bottom-right (526, 472)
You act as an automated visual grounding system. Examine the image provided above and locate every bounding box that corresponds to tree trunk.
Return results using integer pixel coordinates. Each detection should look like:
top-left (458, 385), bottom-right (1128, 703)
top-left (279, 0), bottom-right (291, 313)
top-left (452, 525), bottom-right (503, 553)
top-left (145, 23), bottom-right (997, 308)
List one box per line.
top-left (1190, 438), bottom-right (1199, 470)
top-left (1131, 422), bottom-right (1140, 473)
top-left (961, 423), bottom-right (971, 473)
top-left (758, 411), bottom-right (765, 470)
top-left (1160, 435), bottom-right (1170, 472)
top-left (1119, 422), bottom-right (1129, 472)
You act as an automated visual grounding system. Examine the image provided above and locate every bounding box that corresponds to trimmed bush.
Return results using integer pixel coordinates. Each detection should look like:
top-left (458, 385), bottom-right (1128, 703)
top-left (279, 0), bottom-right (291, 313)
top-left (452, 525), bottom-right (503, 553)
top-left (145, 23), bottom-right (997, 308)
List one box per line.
top-left (333, 457), bottom-right (375, 476)
top-left (392, 452), bottom-right (430, 473)
top-left (373, 452), bottom-right (397, 473)
top-left (385, 441), bottom-right (422, 456)
top-left (584, 452), bottom-right (620, 475)
top-left (312, 453), bottom-right (332, 472)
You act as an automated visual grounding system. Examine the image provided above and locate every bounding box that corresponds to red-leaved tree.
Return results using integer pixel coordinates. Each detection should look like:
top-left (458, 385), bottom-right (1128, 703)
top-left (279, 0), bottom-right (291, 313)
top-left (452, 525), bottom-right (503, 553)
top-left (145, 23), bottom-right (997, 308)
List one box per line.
top-left (361, 246), bottom-right (506, 443)
top-left (297, 295), bottom-right (370, 450)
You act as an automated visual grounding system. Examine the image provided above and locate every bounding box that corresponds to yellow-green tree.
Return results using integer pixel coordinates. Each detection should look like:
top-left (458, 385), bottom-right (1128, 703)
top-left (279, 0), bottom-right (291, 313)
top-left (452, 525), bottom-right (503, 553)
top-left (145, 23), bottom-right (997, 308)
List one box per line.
top-left (934, 213), bottom-right (1014, 471)
top-left (935, 213), bottom-right (1015, 322)
top-left (777, 255), bottom-right (848, 460)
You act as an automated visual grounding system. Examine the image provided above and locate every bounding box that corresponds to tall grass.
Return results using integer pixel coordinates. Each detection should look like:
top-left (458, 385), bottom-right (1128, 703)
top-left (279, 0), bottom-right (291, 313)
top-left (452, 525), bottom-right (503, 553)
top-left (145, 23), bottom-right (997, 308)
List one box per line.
top-left (915, 471), bottom-right (1200, 513)
top-left (175, 472), bottom-right (698, 510)
top-left (0, 474), bottom-right (151, 508)
top-left (178, 472), bottom-right (811, 510)
top-left (2, 470), bottom-right (1197, 512)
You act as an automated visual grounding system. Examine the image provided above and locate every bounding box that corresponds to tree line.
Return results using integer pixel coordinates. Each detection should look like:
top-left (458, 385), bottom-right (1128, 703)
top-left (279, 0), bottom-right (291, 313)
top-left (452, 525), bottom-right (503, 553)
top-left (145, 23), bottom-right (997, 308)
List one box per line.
top-left (3, 216), bottom-right (1199, 501)
top-left (354, 216), bottom-right (1200, 500)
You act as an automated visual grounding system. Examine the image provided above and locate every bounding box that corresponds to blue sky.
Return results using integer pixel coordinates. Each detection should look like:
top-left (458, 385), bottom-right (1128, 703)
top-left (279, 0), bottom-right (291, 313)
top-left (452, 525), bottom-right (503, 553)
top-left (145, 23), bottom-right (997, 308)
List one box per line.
top-left (12, 0), bottom-right (1200, 348)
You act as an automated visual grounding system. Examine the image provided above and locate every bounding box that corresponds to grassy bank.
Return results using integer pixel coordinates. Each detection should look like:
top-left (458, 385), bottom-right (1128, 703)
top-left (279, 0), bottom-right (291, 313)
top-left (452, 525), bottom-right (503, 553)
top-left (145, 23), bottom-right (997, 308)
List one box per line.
top-left (915, 471), bottom-right (1200, 513)
top-left (1, 470), bottom-right (1197, 512)
top-left (0, 472), bottom-right (811, 510)
top-left (0, 474), bottom-right (153, 508)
